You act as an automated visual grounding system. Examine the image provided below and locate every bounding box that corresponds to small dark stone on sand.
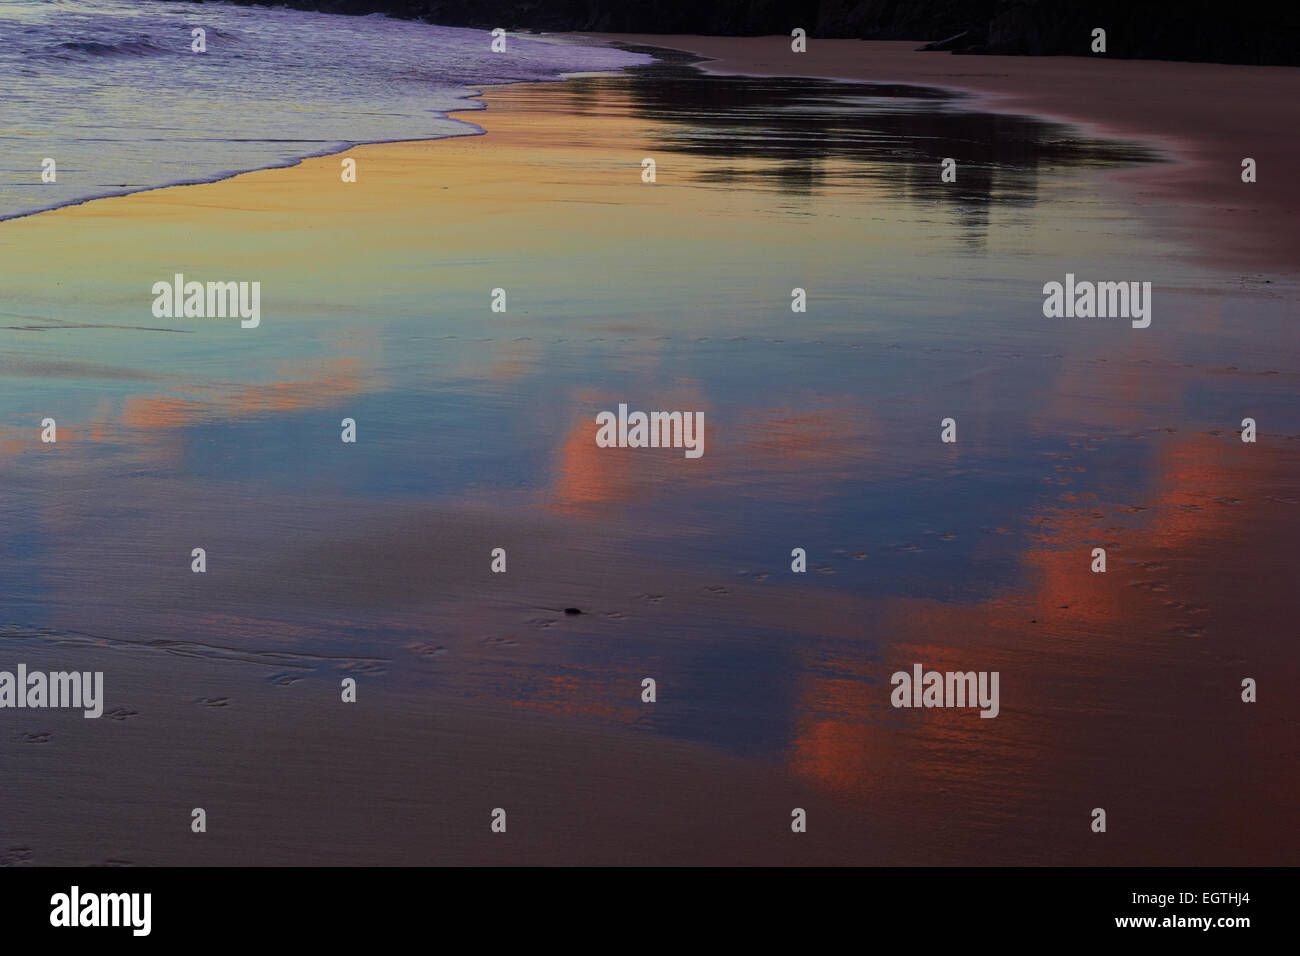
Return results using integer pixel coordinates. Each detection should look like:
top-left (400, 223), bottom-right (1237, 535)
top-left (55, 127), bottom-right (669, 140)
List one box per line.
top-left (563, 607), bottom-right (582, 615)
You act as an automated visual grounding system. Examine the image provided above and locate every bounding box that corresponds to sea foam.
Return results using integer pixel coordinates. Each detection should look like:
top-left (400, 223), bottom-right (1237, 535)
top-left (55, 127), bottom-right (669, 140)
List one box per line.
top-left (0, 0), bottom-right (652, 220)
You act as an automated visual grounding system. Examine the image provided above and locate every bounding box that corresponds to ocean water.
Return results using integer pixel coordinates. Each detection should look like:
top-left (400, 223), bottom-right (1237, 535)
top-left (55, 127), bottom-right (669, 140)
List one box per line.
top-left (0, 0), bottom-right (652, 219)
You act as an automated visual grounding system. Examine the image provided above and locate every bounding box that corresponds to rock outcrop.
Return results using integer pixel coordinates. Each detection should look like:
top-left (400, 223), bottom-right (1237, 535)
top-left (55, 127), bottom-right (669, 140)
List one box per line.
top-left (198, 1), bottom-right (1300, 66)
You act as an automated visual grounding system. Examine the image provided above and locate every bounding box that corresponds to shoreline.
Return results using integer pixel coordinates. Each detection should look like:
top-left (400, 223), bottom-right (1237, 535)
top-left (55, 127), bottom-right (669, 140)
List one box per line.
top-left (0, 34), bottom-right (650, 229)
top-left (9, 33), bottom-right (1294, 282)
top-left (587, 35), bottom-right (1300, 277)
top-left (0, 124), bottom-right (488, 228)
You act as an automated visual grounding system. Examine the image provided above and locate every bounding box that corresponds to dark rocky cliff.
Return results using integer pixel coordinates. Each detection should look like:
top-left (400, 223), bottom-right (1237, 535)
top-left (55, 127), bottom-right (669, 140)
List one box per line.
top-left (198, 1), bottom-right (1300, 66)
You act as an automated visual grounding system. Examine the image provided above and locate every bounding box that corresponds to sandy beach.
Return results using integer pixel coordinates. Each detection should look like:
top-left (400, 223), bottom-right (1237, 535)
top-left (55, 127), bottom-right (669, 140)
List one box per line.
top-left (596, 36), bottom-right (1300, 276)
top-left (1, 36), bottom-right (1297, 865)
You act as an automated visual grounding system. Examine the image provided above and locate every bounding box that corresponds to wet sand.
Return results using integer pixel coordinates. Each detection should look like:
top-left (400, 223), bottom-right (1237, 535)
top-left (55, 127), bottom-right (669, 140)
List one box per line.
top-left (1, 50), bottom-right (1297, 865)
top-left (594, 36), bottom-right (1300, 276)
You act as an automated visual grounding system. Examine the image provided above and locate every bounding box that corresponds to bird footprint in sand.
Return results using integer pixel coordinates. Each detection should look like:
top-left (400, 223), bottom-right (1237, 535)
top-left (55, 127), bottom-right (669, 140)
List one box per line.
top-left (406, 641), bottom-right (448, 659)
top-left (0, 847), bottom-right (33, 867)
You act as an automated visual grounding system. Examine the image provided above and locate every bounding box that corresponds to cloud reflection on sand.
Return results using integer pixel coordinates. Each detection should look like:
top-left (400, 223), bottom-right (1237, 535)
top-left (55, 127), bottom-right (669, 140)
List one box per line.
top-left (0, 63), bottom-right (1295, 863)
